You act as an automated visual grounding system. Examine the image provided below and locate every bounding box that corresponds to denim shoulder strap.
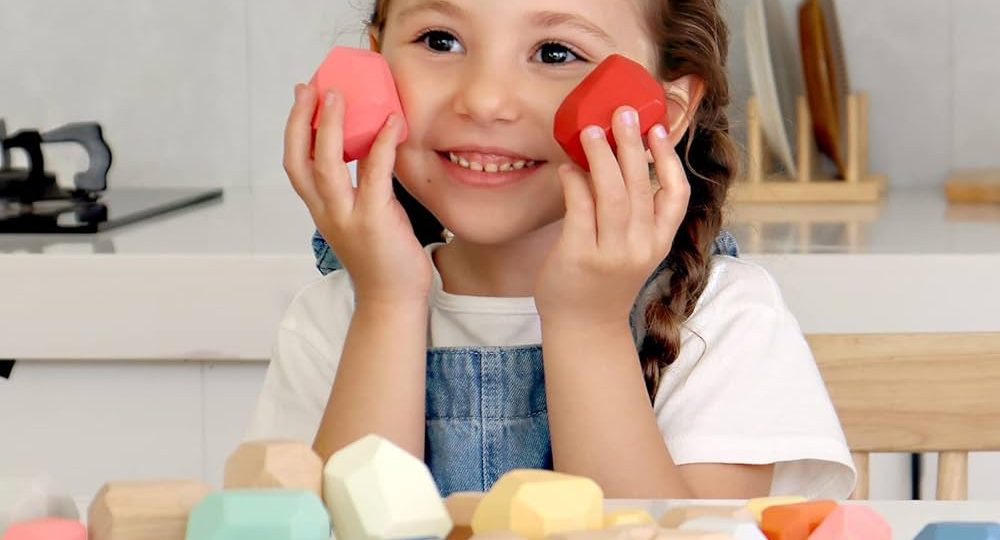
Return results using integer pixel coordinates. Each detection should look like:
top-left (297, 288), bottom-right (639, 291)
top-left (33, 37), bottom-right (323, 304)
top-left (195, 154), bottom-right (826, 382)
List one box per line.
top-left (312, 229), bottom-right (739, 276)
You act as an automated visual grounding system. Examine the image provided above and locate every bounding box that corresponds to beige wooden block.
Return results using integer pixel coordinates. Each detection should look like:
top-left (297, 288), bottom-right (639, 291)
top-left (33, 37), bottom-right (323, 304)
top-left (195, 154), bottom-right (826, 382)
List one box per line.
top-left (471, 469), bottom-right (603, 540)
top-left (470, 533), bottom-right (528, 540)
top-left (87, 480), bottom-right (212, 540)
top-left (447, 492), bottom-right (486, 540)
top-left (223, 439), bottom-right (323, 496)
top-left (548, 524), bottom-right (660, 540)
top-left (604, 509), bottom-right (655, 528)
top-left (658, 506), bottom-right (746, 528)
top-left (323, 434), bottom-right (452, 540)
top-left (743, 496), bottom-right (807, 523)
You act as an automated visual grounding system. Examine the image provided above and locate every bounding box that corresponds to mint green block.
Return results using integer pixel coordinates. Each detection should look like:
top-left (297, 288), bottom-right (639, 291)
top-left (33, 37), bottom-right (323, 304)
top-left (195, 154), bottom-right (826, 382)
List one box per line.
top-left (185, 489), bottom-right (330, 540)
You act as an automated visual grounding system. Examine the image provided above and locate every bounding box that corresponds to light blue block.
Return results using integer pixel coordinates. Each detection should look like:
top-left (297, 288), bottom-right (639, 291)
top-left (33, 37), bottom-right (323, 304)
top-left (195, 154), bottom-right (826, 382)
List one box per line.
top-left (914, 522), bottom-right (1000, 540)
top-left (185, 489), bottom-right (330, 540)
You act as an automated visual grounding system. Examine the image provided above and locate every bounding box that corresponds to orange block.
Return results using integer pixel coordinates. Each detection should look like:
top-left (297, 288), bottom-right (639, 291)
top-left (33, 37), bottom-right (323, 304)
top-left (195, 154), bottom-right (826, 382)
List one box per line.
top-left (1, 518), bottom-right (86, 540)
top-left (808, 505), bottom-right (891, 540)
top-left (760, 500), bottom-right (838, 540)
top-left (446, 492), bottom-right (485, 540)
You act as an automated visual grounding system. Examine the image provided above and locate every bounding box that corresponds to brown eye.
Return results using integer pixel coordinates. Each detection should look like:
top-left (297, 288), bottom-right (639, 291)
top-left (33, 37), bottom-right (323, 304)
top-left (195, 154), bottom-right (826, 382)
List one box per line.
top-left (535, 42), bottom-right (581, 64)
top-left (419, 30), bottom-right (463, 53)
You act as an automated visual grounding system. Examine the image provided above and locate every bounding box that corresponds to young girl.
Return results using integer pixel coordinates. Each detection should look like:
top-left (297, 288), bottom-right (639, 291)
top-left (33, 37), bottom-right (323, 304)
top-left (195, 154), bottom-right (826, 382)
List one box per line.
top-left (248, 0), bottom-right (856, 500)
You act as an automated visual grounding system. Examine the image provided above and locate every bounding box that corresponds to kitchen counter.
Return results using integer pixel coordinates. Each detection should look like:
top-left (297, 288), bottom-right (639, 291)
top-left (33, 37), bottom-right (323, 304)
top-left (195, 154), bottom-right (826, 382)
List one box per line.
top-left (2, 186), bottom-right (998, 361)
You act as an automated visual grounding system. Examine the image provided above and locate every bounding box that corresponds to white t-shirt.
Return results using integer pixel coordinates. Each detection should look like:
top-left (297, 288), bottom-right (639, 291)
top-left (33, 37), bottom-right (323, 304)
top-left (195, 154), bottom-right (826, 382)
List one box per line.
top-left (247, 244), bottom-right (856, 499)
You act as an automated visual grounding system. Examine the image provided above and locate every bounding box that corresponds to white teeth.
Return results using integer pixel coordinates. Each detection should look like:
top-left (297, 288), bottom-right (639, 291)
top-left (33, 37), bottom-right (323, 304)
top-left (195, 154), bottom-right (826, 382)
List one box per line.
top-left (447, 151), bottom-right (537, 173)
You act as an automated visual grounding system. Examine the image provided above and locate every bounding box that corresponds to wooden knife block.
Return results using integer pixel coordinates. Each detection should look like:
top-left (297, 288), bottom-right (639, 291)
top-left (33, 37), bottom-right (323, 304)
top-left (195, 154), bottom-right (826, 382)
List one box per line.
top-left (732, 92), bottom-right (887, 203)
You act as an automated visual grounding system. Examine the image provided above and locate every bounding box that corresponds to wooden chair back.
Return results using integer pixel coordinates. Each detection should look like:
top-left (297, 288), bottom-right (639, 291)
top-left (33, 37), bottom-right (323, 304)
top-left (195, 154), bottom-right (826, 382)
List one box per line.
top-left (808, 333), bottom-right (1000, 500)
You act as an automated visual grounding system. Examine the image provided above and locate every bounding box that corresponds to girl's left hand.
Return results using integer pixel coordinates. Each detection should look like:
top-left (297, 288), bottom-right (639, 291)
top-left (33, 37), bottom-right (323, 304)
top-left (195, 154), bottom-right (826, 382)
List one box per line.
top-left (534, 106), bottom-right (691, 329)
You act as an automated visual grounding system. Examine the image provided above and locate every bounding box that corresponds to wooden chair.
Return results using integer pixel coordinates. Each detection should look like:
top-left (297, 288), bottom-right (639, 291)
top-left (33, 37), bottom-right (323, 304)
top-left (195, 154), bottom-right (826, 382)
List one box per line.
top-left (808, 333), bottom-right (1000, 500)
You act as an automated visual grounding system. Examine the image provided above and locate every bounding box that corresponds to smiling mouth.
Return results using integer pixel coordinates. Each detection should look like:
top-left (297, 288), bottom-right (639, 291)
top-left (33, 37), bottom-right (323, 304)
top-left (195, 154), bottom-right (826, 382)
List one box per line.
top-left (436, 151), bottom-right (546, 174)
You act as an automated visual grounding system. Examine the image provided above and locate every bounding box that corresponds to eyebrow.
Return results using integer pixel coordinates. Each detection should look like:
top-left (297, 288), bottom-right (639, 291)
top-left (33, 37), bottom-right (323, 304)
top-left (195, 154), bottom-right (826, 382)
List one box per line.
top-left (395, 1), bottom-right (615, 47)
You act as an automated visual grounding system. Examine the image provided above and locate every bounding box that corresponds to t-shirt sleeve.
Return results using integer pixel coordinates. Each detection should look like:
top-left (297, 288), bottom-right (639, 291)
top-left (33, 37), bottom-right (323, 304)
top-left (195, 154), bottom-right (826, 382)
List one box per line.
top-left (244, 273), bottom-right (353, 444)
top-left (652, 258), bottom-right (857, 499)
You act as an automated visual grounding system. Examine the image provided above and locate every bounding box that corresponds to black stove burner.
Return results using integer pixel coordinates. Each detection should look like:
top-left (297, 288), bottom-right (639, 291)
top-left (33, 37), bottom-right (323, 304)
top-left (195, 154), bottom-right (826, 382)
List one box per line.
top-left (1, 118), bottom-right (223, 233)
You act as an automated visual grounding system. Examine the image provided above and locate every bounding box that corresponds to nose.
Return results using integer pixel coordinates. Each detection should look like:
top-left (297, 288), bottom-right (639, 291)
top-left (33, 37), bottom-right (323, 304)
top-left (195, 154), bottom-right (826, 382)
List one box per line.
top-left (452, 57), bottom-right (522, 125)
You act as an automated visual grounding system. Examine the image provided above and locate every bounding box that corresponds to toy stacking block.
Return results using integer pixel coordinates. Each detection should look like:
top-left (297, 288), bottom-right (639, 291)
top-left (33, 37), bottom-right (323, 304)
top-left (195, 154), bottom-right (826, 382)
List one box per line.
top-left (679, 517), bottom-right (766, 540)
top-left (184, 489), bottom-right (329, 540)
top-left (914, 522), bottom-right (1000, 540)
top-left (1, 518), bottom-right (86, 540)
top-left (759, 500), bottom-right (837, 540)
top-left (604, 509), bottom-right (656, 528)
top-left (808, 505), bottom-right (889, 540)
top-left (310, 47), bottom-right (409, 162)
top-left (470, 469), bottom-right (603, 540)
top-left (446, 492), bottom-right (485, 540)
top-left (323, 434), bottom-right (452, 540)
top-left (88, 480), bottom-right (212, 540)
top-left (744, 497), bottom-right (808, 524)
top-left (647, 531), bottom-right (730, 539)
top-left (468, 533), bottom-right (527, 540)
top-left (0, 474), bottom-right (79, 531)
top-left (554, 54), bottom-right (667, 171)
top-left (223, 440), bottom-right (323, 497)
top-left (548, 524), bottom-right (659, 540)
top-left (659, 506), bottom-right (749, 528)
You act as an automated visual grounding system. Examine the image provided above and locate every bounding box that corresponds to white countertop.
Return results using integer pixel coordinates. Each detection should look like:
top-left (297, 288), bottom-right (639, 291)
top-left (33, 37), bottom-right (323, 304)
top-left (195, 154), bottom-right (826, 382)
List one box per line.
top-left (1, 186), bottom-right (997, 361)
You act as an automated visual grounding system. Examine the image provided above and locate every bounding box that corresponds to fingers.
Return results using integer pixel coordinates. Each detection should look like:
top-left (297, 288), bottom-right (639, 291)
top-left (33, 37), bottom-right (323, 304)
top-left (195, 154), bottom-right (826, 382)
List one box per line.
top-left (648, 125), bottom-right (691, 248)
top-left (284, 84), bottom-right (320, 205)
top-left (558, 163), bottom-right (597, 251)
top-left (356, 114), bottom-right (404, 209)
top-left (579, 125), bottom-right (628, 249)
top-left (609, 107), bottom-right (655, 236)
top-left (313, 89), bottom-right (354, 215)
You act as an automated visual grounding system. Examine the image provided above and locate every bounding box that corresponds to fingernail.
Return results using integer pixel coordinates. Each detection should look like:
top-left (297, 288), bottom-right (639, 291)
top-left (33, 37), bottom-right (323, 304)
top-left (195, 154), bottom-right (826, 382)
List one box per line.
top-left (385, 113), bottom-right (397, 127)
top-left (652, 124), bottom-right (668, 140)
top-left (620, 109), bottom-right (638, 127)
top-left (325, 91), bottom-right (337, 108)
top-left (584, 126), bottom-right (605, 140)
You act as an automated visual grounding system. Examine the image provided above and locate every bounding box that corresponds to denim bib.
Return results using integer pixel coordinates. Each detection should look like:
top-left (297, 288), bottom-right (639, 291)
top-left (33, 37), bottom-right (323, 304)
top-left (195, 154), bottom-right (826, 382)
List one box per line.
top-left (311, 230), bottom-right (738, 495)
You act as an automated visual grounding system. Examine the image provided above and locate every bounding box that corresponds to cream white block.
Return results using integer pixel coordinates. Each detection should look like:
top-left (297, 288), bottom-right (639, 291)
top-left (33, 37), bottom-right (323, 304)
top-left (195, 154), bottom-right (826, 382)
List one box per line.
top-left (680, 517), bottom-right (766, 540)
top-left (0, 474), bottom-right (78, 531)
top-left (322, 434), bottom-right (452, 540)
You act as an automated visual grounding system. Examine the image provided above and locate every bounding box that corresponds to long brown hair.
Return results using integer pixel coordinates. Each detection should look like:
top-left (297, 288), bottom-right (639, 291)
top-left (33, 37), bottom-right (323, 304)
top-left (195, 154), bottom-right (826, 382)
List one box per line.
top-left (368, 0), bottom-right (737, 400)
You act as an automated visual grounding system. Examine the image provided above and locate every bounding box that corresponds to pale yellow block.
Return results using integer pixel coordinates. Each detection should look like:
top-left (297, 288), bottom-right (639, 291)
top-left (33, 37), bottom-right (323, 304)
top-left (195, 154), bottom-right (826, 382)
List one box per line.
top-left (223, 439), bottom-right (323, 496)
top-left (87, 480), bottom-right (212, 540)
top-left (447, 492), bottom-right (486, 540)
top-left (658, 506), bottom-right (746, 528)
top-left (744, 496), bottom-right (807, 523)
top-left (604, 509), bottom-right (655, 528)
top-left (471, 469), bottom-right (604, 540)
top-left (470, 533), bottom-right (528, 540)
top-left (548, 524), bottom-right (659, 540)
top-left (323, 434), bottom-right (453, 540)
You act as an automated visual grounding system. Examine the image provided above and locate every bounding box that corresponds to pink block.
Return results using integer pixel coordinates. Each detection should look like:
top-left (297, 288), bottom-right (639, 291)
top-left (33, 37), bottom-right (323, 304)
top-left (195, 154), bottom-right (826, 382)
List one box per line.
top-left (310, 47), bottom-right (409, 163)
top-left (808, 505), bottom-right (890, 540)
top-left (1, 517), bottom-right (87, 540)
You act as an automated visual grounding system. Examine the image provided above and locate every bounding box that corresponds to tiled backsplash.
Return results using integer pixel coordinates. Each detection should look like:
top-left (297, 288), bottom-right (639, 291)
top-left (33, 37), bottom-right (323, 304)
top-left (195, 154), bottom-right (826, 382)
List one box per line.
top-left (1, 0), bottom-right (997, 190)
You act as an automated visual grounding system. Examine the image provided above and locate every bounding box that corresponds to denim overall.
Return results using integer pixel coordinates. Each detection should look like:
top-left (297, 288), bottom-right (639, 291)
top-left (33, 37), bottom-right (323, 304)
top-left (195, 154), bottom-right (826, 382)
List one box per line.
top-left (311, 231), bottom-right (739, 495)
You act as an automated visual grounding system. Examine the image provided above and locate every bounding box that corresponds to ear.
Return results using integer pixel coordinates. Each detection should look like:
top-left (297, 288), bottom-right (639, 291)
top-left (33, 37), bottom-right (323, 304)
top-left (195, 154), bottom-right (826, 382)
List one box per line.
top-left (368, 30), bottom-right (381, 53)
top-left (661, 74), bottom-right (705, 147)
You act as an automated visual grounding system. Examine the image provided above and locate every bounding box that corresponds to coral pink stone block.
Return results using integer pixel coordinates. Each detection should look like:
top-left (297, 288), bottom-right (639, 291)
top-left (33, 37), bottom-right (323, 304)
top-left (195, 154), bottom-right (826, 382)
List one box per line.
top-left (808, 505), bottom-right (891, 540)
top-left (2, 518), bottom-right (87, 540)
top-left (310, 47), bottom-right (409, 162)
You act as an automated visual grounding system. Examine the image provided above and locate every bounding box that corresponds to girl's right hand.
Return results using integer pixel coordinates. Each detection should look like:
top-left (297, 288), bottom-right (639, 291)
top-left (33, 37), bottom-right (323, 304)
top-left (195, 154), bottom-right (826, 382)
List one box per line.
top-left (284, 84), bottom-right (433, 305)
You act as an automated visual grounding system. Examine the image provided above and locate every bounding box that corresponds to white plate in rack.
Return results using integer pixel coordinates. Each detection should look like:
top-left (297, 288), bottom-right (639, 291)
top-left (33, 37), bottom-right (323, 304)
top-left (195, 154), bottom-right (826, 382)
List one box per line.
top-left (745, 0), bottom-right (803, 178)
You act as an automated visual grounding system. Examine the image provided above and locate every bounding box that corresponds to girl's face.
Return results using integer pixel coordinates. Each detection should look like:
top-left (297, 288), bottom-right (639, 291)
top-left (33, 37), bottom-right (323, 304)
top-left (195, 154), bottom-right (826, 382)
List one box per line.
top-left (380, 0), bottom-right (657, 246)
